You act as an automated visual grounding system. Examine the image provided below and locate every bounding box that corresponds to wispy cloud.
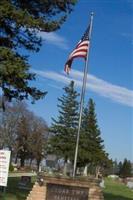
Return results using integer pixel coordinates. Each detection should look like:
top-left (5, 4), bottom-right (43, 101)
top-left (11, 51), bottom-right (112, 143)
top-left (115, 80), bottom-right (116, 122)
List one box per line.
top-left (33, 69), bottom-right (133, 107)
top-left (121, 32), bottom-right (132, 39)
top-left (47, 83), bottom-right (62, 90)
top-left (38, 32), bottom-right (69, 50)
top-left (120, 32), bottom-right (133, 45)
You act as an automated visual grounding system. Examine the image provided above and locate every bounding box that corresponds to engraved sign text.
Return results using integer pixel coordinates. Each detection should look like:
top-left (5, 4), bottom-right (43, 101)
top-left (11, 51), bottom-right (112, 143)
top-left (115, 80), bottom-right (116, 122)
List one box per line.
top-left (46, 183), bottom-right (88, 200)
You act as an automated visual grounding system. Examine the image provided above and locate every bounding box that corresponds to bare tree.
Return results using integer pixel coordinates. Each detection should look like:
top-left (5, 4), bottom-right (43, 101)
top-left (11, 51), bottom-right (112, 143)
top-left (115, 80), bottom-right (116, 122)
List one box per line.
top-left (0, 100), bottom-right (28, 162)
top-left (0, 100), bottom-right (48, 169)
top-left (28, 116), bottom-right (48, 171)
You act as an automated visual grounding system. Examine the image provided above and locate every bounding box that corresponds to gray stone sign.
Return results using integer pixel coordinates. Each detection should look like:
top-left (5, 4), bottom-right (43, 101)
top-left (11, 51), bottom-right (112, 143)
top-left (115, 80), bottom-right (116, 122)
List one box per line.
top-left (26, 176), bottom-right (104, 200)
top-left (46, 183), bottom-right (88, 200)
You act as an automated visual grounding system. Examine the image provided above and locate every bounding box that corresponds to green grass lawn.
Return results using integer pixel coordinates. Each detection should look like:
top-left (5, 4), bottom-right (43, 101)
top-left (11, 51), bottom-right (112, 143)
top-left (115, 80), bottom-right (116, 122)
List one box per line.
top-left (103, 178), bottom-right (133, 200)
top-left (0, 177), bottom-right (36, 200)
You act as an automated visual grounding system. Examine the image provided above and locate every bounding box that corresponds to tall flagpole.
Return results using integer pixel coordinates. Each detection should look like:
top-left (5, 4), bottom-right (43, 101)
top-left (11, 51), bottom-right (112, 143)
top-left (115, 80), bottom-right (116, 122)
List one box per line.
top-left (73, 12), bottom-right (94, 177)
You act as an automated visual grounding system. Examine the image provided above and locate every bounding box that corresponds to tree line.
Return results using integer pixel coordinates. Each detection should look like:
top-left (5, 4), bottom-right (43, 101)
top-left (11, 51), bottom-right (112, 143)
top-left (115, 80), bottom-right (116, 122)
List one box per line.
top-left (0, 81), bottom-right (111, 176)
top-left (0, 100), bottom-right (48, 170)
top-left (0, 81), bottom-right (132, 178)
top-left (110, 159), bottom-right (132, 178)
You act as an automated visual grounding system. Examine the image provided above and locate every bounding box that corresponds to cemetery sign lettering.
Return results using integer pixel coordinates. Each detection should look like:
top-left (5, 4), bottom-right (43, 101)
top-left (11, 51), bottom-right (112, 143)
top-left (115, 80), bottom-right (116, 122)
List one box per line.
top-left (46, 183), bottom-right (88, 200)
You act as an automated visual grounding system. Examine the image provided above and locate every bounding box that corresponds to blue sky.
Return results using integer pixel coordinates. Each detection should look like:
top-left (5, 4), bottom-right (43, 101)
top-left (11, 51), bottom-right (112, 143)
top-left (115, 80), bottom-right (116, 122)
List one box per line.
top-left (27, 0), bottom-right (133, 162)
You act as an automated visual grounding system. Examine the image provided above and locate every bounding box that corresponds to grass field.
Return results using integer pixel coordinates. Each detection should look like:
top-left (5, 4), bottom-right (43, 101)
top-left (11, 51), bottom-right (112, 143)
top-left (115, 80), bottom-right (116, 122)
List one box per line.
top-left (0, 177), bottom-right (35, 200)
top-left (0, 177), bottom-right (133, 200)
top-left (103, 178), bottom-right (133, 200)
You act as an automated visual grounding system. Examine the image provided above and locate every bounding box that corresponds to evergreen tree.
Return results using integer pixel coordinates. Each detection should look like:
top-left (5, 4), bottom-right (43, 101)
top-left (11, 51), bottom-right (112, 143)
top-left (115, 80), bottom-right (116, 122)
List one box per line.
top-left (0, 0), bottom-right (76, 109)
top-left (49, 81), bottom-right (79, 165)
top-left (118, 161), bottom-right (123, 176)
top-left (119, 159), bottom-right (132, 178)
top-left (79, 98), bottom-right (109, 177)
top-left (112, 159), bottom-right (119, 175)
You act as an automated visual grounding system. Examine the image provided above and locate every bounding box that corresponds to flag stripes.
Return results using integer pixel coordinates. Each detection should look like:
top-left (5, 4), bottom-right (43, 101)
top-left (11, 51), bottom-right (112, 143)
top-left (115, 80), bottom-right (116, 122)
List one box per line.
top-left (64, 26), bottom-right (90, 74)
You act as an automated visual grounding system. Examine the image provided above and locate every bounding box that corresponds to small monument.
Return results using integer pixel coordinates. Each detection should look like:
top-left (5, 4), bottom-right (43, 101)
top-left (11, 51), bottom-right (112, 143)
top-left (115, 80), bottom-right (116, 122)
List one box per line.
top-left (18, 176), bottom-right (31, 190)
top-left (26, 175), bottom-right (104, 200)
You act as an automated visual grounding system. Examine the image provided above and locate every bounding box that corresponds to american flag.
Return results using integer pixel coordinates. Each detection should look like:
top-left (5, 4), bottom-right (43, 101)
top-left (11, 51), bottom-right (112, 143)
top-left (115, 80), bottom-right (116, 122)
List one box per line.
top-left (64, 25), bottom-right (90, 74)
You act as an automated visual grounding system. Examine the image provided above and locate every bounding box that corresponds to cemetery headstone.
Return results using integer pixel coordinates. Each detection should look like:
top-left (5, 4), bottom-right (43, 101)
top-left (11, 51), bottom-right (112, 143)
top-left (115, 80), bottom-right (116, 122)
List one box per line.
top-left (18, 176), bottom-right (31, 190)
